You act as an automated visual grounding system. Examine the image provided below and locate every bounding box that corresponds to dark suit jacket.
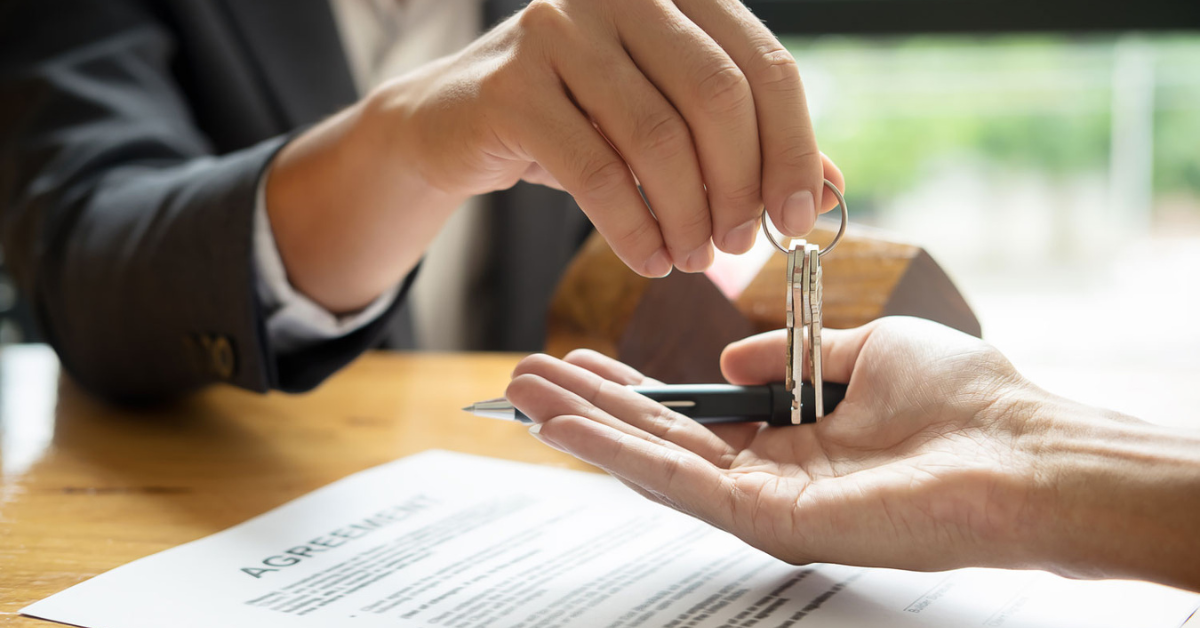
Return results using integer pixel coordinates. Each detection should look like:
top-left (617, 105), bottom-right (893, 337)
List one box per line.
top-left (0, 0), bottom-right (591, 401)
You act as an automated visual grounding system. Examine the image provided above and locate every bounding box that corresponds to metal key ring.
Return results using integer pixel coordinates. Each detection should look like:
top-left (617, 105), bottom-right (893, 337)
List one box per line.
top-left (760, 179), bottom-right (847, 257)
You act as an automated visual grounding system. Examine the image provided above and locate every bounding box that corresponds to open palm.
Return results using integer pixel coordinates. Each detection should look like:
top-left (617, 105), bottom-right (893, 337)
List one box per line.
top-left (506, 317), bottom-right (1045, 572)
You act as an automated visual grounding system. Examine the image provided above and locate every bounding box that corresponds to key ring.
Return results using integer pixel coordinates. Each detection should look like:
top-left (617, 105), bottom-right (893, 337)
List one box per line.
top-left (760, 179), bottom-right (847, 257)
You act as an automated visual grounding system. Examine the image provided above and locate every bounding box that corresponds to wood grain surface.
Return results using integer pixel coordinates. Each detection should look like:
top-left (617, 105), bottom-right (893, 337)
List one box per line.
top-left (0, 347), bottom-right (586, 627)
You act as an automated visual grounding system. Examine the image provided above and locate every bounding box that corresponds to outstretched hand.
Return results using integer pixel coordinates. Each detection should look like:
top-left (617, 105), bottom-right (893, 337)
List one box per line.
top-left (506, 317), bottom-right (1051, 573)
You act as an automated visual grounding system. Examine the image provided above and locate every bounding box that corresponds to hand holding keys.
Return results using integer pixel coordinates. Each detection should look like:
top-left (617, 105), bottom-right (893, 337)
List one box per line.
top-left (764, 180), bottom-right (847, 424)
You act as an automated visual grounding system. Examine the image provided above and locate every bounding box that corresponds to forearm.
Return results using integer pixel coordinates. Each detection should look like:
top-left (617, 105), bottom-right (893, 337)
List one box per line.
top-left (265, 75), bottom-right (466, 314)
top-left (1022, 395), bottom-right (1200, 590)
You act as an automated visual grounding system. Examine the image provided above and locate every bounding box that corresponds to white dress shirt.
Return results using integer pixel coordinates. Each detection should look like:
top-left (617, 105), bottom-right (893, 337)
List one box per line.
top-left (255, 0), bottom-right (483, 355)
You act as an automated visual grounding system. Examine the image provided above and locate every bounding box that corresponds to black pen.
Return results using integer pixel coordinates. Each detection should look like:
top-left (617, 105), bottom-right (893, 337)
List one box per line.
top-left (463, 382), bottom-right (847, 427)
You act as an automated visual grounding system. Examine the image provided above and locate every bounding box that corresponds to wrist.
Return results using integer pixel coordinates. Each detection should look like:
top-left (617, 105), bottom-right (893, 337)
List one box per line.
top-left (266, 81), bottom-right (465, 313)
top-left (1014, 393), bottom-right (1200, 589)
top-left (361, 55), bottom-right (494, 200)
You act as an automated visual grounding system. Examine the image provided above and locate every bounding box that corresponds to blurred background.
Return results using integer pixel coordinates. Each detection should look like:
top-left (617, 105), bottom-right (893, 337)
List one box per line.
top-left (783, 32), bottom-right (1200, 418)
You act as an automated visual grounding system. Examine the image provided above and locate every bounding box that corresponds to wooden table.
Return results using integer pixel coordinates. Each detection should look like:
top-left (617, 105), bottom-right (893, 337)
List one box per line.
top-left (1, 346), bottom-right (1197, 627)
top-left (0, 347), bottom-right (584, 626)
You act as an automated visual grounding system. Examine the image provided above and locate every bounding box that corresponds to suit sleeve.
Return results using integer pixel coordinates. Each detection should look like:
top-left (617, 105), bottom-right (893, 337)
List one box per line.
top-left (0, 0), bottom-right (409, 401)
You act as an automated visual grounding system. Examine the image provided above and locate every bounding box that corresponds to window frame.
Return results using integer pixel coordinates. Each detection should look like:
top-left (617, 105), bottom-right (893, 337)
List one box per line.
top-left (745, 0), bottom-right (1200, 35)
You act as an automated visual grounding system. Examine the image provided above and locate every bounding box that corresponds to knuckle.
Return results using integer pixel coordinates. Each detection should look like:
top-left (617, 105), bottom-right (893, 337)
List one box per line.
top-left (694, 64), bottom-right (751, 116)
top-left (659, 450), bottom-right (685, 489)
top-left (713, 179), bottom-right (762, 213)
top-left (657, 417), bottom-right (693, 449)
top-left (593, 377), bottom-right (623, 406)
top-left (776, 140), bottom-right (821, 168)
top-left (666, 207), bottom-right (713, 244)
top-left (684, 206), bottom-right (714, 232)
top-left (752, 46), bottom-right (802, 91)
top-left (607, 431), bottom-right (635, 467)
top-left (644, 405), bottom-right (677, 434)
top-left (517, 0), bottom-right (570, 34)
top-left (607, 215), bottom-right (658, 253)
top-left (578, 157), bottom-right (632, 200)
top-left (636, 112), bottom-right (691, 162)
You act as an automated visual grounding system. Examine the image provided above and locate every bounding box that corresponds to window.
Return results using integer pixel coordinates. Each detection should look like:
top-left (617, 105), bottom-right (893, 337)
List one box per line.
top-left (781, 33), bottom-right (1200, 417)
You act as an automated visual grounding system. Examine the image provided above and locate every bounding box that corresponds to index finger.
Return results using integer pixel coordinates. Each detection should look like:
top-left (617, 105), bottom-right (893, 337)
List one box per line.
top-left (675, 0), bottom-right (824, 236)
top-left (562, 348), bottom-right (662, 386)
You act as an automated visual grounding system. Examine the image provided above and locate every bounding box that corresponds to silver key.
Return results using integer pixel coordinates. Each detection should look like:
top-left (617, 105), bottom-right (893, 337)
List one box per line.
top-left (806, 244), bottom-right (824, 420)
top-left (764, 179), bottom-right (848, 425)
top-left (786, 241), bottom-right (820, 424)
top-left (785, 244), bottom-right (802, 422)
top-left (788, 242), bottom-right (820, 424)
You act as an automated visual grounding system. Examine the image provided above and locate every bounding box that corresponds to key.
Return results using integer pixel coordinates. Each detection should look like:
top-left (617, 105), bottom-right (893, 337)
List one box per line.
top-left (806, 244), bottom-right (825, 420)
top-left (792, 243), bottom-right (820, 425)
top-left (763, 178), bottom-right (848, 425)
top-left (786, 240), bottom-right (819, 424)
top-left (785, 244), bottom-right (802, 422)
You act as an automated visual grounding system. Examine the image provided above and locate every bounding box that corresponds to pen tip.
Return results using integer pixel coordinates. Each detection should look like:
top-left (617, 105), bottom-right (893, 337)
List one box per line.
top-left (462, 405), bottom-right (474, 413)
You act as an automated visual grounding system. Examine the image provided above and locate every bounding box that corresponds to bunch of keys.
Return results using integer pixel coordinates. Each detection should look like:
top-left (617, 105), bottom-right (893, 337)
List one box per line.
top-left (761, 180), bottom-right (848, 424)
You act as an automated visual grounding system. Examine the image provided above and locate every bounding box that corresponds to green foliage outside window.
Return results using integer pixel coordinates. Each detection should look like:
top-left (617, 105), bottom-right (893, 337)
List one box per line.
top-left (782, 35), bottom-right (1200, 216)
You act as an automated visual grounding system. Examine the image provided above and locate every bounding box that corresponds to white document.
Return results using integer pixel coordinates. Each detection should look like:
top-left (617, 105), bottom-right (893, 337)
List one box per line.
top-left (23, 450), bottom-right (1199, 628)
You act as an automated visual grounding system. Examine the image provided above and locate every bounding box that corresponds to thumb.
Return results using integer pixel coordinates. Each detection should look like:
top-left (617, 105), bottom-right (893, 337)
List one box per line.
top-left (719, 322), bottom-right (880, 386)
top-left (819, 153), bottom-right (846, 213)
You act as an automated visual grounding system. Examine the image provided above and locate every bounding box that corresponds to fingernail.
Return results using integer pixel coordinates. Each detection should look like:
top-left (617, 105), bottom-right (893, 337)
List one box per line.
top-left (529, 423), bottom-right (564, 452)
top-left (782, 190), bottom-right (816, 235)
top-left (723, 218), bottom-right (759, 253)
top-left (681, 242), bottom-right (714, 273)
top-left (644, 247), bottom-right (672, 278)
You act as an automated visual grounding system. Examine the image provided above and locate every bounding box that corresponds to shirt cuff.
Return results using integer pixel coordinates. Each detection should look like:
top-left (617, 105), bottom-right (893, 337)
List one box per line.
top-left (253, 168), bottom-right (400, 355)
